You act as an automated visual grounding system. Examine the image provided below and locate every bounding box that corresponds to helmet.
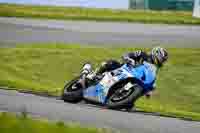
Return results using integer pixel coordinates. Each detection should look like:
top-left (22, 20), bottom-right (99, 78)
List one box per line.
top-left (151, 47), bottom-right (168, 67)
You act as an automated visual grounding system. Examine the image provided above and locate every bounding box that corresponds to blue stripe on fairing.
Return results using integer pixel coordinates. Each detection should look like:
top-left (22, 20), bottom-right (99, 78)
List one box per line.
top-left (120, 63), bottom-right (156, 92)
top-left (83, 84), bottom-right (107, 103)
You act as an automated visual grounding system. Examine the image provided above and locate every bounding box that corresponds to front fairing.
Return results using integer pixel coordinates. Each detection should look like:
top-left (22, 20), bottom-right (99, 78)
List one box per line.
top-left (120, 62), bottom-right (157, 91)
top-left (83, 62), bottom-right (157, 104)
top-left (112, 62), bottom-right (156, 88)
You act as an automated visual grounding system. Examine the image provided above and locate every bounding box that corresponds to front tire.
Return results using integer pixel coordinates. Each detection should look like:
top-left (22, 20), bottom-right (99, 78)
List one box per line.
top-left (106, 83), bottom-right (143, 110)
top-left (62, 76), bottom-right (83, 103)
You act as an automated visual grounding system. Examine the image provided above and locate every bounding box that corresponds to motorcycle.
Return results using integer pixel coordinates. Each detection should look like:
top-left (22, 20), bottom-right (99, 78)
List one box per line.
top-left (62, 61), bottom-right (157, 110)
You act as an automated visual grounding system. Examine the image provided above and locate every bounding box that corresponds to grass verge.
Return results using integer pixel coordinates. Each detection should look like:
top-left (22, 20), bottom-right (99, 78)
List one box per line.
top-left (0, 3), bottom-right (200, 25)
top-left (0, 44), bottom-right (200, 121)
top-left (0, 112), bottom-right (112, 133)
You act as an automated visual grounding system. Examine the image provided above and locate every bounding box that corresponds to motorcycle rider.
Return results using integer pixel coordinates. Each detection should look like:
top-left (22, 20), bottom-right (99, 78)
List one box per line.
top-left (83, 47), bottom-right (168, 98)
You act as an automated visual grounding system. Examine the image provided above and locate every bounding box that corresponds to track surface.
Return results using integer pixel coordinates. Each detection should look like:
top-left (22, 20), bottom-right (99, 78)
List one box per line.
top-left (0, 89), bottom-right (200, 133)
top-left (0, 17), bottom-right (200, 132)
top-left (0, 17), bottom-right (200, 47)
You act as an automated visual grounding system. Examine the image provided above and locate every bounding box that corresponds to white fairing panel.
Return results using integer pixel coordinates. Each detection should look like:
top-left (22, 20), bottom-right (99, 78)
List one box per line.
top-left (99, 72), bottom-right (118, 95)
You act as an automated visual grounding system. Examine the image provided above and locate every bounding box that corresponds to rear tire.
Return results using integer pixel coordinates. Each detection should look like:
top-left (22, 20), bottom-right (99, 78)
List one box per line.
top-left (62, 76), bottom-right (83, 103)
top-left (106, 83), bottom-right (143, 110)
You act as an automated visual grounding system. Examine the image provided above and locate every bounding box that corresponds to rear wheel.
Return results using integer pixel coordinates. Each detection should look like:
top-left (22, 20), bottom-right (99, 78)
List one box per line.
top-left (62, 76), bottom-right (83, 103)
top-left (106, 82), bottom-right (143, 110)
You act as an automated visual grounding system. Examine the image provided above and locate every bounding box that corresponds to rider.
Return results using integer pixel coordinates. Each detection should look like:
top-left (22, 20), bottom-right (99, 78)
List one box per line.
top-left (83, 47), bottom-right (168, 98)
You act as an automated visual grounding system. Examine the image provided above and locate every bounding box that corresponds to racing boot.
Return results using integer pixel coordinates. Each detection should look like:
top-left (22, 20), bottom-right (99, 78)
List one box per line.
top-left (81, 63), bottom-right (100, 80)
top-left (81, 63), bottom-right (92, 75)
top-left (86, 62), bottom-right (106, 80)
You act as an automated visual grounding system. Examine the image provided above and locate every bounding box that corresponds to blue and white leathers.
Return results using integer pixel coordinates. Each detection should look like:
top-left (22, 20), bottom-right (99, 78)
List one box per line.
top-left (83, 61), bottom-right (157, 104)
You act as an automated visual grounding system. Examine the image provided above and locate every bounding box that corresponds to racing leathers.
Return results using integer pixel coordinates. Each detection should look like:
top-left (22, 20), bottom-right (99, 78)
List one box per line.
top-left (95, 50), bottom-right (153, 75)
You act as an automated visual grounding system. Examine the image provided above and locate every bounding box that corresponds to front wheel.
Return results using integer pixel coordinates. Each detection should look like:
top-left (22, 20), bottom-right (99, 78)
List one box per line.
top-left (106, 83), bottom-right (143, 110)
top-left (62, 76), bottom-right (83, 103)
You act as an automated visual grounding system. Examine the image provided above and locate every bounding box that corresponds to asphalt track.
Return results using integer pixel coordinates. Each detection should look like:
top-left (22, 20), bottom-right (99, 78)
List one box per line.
top-left (0, 89), bottom-right (200, 133)
top-left (0, 17), bottom-right (200, 47)
top-left (0, 17), bottom-right (200, 132)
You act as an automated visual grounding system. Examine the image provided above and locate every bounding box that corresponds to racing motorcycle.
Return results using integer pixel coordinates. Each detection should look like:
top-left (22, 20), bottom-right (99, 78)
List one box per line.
top-left (62, 61), bottom-right (157, 110)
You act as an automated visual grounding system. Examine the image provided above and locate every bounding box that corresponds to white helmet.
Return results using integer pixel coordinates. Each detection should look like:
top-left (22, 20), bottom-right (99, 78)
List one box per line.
top-left (151, 47), bottom-right (168, 66)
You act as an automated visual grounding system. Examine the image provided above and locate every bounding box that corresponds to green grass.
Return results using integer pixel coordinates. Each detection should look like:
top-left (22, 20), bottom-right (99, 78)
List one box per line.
top-left (0, 44), bottom-right (200, 121)
top-left (0, 112), bottom-right (112, 133)
top-left (0, 3), bottom-right (200, 25)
